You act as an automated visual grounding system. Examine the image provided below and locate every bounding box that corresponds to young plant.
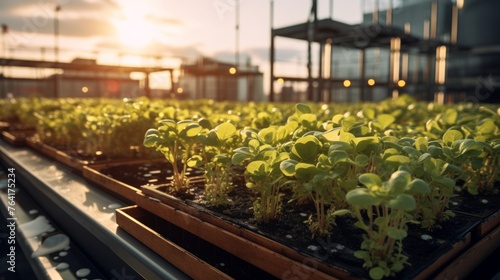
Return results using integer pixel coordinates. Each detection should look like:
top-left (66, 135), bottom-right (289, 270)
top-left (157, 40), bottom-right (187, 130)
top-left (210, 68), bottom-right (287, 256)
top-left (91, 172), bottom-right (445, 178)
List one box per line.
top-left (198, 122), bottom-right (239, 206)
top-left (232, 127), bottom-right (290, 222)
top-left (280, 133), bottom-right (369, 236)
top-left (343, 170), bottom-right (430, 280)
top-left (144, 119), bottom-right (203, 192)
top-left (383, 135), bottom-right (460, 229)
top-left (281, 135), bottom-right (334, 236)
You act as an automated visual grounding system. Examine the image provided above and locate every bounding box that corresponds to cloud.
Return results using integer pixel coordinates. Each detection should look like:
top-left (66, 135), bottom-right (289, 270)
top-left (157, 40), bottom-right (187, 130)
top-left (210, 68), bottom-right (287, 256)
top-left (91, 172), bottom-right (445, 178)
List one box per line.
top-left (94, 38), bottom-right (202, 60)
top-left (0, 0), bottom-right (116, 37)
top-left (148, 15), bottom-right (182, 27)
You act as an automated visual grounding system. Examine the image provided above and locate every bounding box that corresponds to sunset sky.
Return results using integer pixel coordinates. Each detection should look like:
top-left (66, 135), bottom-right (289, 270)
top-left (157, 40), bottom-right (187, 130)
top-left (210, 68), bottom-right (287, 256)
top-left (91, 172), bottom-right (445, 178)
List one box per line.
top-left (0, 0), bottom-right (365, 90)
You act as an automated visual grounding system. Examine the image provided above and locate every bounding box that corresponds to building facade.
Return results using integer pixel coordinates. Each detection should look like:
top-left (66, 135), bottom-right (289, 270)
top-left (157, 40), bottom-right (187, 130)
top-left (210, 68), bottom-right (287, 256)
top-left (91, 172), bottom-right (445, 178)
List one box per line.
top-left (177, 57), bottom-right (265, 102)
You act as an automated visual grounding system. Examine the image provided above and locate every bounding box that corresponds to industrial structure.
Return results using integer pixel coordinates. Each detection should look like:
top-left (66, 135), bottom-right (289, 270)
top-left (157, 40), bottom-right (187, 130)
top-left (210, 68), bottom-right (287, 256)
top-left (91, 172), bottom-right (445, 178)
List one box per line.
top-left (0, 57), bottom-right (173, 99)
top-left (176, 57), bottom-right (265, 102)
top-left (270, 0), bottom-right (500, 103)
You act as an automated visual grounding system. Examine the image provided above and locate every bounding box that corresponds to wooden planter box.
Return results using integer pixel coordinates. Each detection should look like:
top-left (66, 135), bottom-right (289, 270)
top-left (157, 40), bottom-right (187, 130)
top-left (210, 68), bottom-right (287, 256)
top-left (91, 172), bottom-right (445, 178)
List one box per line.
top-left (82, 159), bottom-right (165, 203)
top-left (2, 129), bottom-right (36, 146)
top-left (433, 225), bottom-right (500, 279)
top-left (116, 206), bottom-right (233, 280)
top-left (133, 193), bottom-right (345, 280)
top-left (0, 121), bottom-right (11, 131)
top-left (134, 188), bottom-right (481, 280)
top-left (26, 137), bottom-right (89, 172)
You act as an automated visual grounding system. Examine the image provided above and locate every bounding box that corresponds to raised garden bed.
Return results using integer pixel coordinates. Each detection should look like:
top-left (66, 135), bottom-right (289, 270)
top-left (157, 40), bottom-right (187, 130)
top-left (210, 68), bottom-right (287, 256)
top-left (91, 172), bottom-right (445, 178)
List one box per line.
top-left (139, 185), bottom-right (483, 279)
top-left (26, 136), bottom-right (163, 174)
top-left (2, 129), bottom-right (36, 147)
top-left (449, 191), bottom-right (500, 239)
top-left (82, 160), bottom-right (174, 203)
top-left (87, 160), bottom-right (498, 279)
top-left (120, 194), bottom-right (483, 280)
top-left (116, 205), bottom-right (276, 280)
top-left (6, 96), bottom-right (500, 279)
top-left (26, 137), bottom-right (90, 172)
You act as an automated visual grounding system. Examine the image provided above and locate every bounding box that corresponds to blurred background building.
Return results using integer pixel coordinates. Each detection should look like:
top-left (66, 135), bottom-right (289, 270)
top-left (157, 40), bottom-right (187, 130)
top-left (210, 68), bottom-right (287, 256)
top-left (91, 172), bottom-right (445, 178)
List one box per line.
top-left (1, 0), bottom-right (499, 103)
top-left (271, 0), bottom-right (500, 103)
top-left (176, 57), bottom-right (264, 102)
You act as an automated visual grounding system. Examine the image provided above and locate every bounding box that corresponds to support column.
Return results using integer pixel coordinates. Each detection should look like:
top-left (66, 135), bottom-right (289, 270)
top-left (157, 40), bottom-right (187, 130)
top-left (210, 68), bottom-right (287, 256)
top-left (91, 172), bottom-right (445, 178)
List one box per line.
top-left (169, 70), bottom-right (174, 98)
top-left (434, 45), bottom-right (447, 104)
top-left (144, 73), bottom-right (150, 98)
top-left (317, 43), bottom-right (324, 103)
top-left (389, 37), bottom-right (401, 99)
top-left (270, 31), bottom-right (275, 102)
top-left (307, 22), bottom-right (313, 101)
top-left (359, 49), bottom-right (366, 102)
top-left (324, 39), bottom-right (332, 103)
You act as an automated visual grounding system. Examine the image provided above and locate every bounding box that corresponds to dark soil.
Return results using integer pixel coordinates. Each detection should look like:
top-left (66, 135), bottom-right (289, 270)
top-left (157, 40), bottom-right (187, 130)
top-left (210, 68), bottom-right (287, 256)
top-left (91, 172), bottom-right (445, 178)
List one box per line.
top-left (448, 189), bottom-right (500, 218)
top-left (102, 162), bottom-right (489, 279)
top-left (33, 137), bottom-right (161, 163)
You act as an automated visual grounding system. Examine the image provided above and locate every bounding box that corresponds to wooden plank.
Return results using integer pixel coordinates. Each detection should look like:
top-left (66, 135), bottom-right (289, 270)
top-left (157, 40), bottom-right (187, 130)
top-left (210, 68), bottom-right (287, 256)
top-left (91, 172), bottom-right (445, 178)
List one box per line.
top-left (434, 226), bottom-right (500, 280)
top-left (116, 206), bottom-right (233, 280)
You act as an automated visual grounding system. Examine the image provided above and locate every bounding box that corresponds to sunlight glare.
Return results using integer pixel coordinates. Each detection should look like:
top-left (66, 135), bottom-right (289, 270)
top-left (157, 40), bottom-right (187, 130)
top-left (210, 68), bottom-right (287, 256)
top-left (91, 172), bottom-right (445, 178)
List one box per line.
top-left (115, 3), bottom-right (155, 49)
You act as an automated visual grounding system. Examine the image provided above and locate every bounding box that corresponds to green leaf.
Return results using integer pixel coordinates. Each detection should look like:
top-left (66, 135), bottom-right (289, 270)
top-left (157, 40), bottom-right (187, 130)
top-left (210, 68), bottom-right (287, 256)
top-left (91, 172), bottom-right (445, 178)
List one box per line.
top-left (377, 114), bottom-right (396, 130)
top-left (292, 135), bottom-right (321, 162)
top-left (321, 128), bottom-right (341, 142)
top-left (246, 161), bottom-right (268, 177)
top-left (295, 103), bottom-right (312, 116)
top-left (197, 118), bottom-right (212, 129)
top-left (385, 155), bottom-right (411, 167)
top-left (181, 123), bottom-right (202, 138)
top-left (331, 114), bottom-right (344, 125)
top-left (406, 179), bottom-right (430, 194)
top-left (443, 130), bottom-right (463, 146)
top-left (258, 126), bottom-right (276, 144)
top-left (353, 154), bottom-right (370, 167)
top-left (433, 177), bottom-right (456, 188)
top-left (346, 188), bottom-right (381, 206)
top-left (359, 173), bottom-right (382, 189)
top-left (342, 119), bottom-right (362, 132)
top-left (215, 122), bottom-right (236, 140)
top-left (415, 137), bottom-right (428, 152)
top-left (476, 119), bottom-right (497, 135)
top-left (387, 170), bottom-right (411, 193)
top-left (299, 113), bottom-right (318, 126)
top-left (280, 159), bottom-right (298, 177)
top-left (402, 146), bottom-right (421, 158)
top-left (295, 162), bottom-right (320, 182)
top-left (275, 125), bottom-right (291, 142)
top-left (187, 155), bottom-right (203, 167)
top-left (329, 150), bottom-right (349, 163)
top-left (418, 153), bottom-right (432, 163)
top-left (362, 108), bottom-right (376, 119)
top-left (352, 136), bottom-right (380, 153)
top-left (143, 129), bottom-right (160, 147)
top-left (158, 119), bottom-right (176, 128)
top-left (443, 108), bottom-right (458, 125)
top-left (232, 151), bottom-right (251, 165)
top-left (354, 250), bottom-right (369, 260)
top-left (329, 140), bottom-right (353, 152)
top-left (388, 194), bottom-right (416, 211)
top-left (369, 267), bottom-right (385, 280)
top-left (387, 227), bottom-right (408, 240)
top-left (248, 139), bottom-right (260, 153)
top-left (444, 163), bottom-right (463, 173)
top-left (332, 209), bottom-right (351, 216)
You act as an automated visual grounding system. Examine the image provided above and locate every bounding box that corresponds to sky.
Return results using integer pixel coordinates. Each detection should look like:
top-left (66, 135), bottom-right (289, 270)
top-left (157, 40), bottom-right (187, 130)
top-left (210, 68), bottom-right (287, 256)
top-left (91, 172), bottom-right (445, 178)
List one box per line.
top-left (0, 0), bottom-right (364, 91)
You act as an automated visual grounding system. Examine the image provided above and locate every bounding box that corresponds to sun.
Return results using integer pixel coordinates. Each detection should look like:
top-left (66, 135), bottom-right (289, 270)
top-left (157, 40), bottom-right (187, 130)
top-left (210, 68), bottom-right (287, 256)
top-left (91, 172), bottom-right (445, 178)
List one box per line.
top-left (114, 2), bottom-right (156, 49)
top-left (115, 16), bottom-right (154, 49)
